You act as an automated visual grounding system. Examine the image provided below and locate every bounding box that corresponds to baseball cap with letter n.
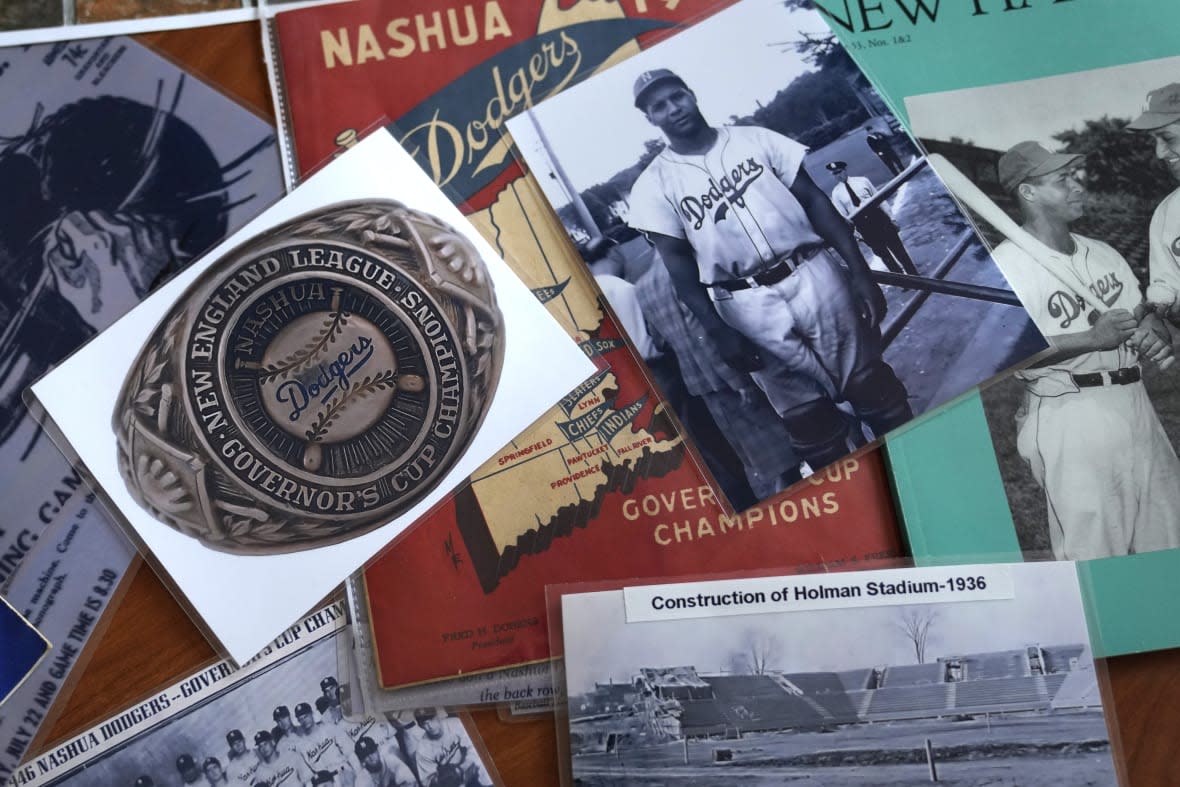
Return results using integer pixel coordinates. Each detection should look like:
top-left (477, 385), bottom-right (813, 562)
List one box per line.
top-left (633, 68), bottom-right (687, 110)
top-left (997, 140), bottom-right (1084, 193)
top-left (1128, 83), bottom-right (1180, 131)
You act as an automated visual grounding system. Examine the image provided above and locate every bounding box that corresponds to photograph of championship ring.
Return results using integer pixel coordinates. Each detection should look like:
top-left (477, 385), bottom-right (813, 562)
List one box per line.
top-left (32, 131), bottom-right (593, 662)
top-left (113, 200), bottom-right (504, 555)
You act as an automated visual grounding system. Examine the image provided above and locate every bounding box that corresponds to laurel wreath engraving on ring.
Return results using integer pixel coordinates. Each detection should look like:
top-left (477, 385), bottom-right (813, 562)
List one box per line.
top-left (113, 200), bottom-right (504, 555)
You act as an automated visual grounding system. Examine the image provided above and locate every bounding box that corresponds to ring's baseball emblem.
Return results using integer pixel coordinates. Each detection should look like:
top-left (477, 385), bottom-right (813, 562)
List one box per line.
top-left (114, 201), bottom-right (504, 554)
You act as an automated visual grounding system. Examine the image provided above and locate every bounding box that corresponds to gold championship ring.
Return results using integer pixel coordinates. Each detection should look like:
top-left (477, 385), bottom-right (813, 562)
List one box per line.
top-left (113, 201), bottom-right (504, 554)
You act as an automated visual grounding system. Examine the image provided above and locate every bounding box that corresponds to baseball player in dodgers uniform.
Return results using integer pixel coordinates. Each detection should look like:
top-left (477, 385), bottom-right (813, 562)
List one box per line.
top-left (1127, 83), bottom-right (1180, 317)
top-left (991, 141), bottom-right (1180, 560)
top-left (626, 69), bottom-right (912, 470)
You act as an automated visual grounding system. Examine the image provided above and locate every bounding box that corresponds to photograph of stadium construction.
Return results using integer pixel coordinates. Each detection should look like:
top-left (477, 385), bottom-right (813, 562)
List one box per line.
top-left (561, 565), bottom-right (1114, 786)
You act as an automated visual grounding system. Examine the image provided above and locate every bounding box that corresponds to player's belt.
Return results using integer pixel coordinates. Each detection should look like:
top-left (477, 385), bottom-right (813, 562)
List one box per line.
top-left (709, 244), bottom-right (827, 293)
top-left (1070, 367), bottom-right (1141, 388)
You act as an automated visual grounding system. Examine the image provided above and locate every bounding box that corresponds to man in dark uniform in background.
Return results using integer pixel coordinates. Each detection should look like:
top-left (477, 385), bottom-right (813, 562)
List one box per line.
top-left (827, 161), bottom-right (918, 275)
top-left (865, 129), bottom-right (905, 175)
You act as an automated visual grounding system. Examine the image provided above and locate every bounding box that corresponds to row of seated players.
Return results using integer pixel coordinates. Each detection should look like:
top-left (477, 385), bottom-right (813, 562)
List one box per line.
top-left (129, 676), bottom-right (491, 787)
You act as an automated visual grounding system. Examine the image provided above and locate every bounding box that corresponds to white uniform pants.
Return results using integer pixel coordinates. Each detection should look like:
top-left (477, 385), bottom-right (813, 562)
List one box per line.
top-left (1016, 380), bottom-right (1180, 560)
top-left (712, 251), bottom-right (882, 412)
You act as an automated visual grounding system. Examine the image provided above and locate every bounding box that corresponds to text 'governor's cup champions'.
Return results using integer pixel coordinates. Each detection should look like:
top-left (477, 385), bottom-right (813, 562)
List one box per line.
top-left (112, 200), bottom-right (504, 555)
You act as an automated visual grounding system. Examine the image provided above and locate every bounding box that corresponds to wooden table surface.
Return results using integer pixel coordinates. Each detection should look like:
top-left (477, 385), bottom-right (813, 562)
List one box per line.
top-left (26, 20), bottom-right (1180, 787)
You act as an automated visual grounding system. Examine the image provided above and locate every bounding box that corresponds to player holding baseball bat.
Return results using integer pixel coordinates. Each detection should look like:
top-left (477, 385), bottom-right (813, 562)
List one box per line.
top-left (932, 142), bottom-right (1180, 561)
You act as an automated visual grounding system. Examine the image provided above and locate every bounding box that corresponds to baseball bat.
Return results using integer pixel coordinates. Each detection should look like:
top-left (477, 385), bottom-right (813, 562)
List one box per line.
top-left (927, 154), bottom-right (1105, 312)
top-left (926, 153), bottom-right (1174, 370)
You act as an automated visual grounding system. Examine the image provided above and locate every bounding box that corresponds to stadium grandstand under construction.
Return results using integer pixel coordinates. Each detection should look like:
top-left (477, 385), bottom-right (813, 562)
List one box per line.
top-left (568, 644), bottom-right (1100, 753)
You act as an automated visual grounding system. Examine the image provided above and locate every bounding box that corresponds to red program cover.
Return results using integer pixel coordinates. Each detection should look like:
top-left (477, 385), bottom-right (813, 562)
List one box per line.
top-left (367, 450), bottom-right (900, 687)
top-left (270, 0), bottom-right (902, 688)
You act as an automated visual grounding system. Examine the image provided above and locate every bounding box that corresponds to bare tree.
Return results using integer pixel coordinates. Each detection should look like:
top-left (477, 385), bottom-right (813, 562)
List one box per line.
top-left (895, 607), bottom-right (938, 664)
top-left (727, 652), bottom-right (752, 675)
top-left (728, 629), bottom-right (785, 674)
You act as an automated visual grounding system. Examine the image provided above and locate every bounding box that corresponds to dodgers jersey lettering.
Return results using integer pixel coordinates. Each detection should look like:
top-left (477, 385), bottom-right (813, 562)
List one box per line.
top-left (992, 234), bottom-right (1138, 383)
top-left (1003, 231), bottom-right (1180, 561)
top-left (628, 125), bottom-right (823, 283)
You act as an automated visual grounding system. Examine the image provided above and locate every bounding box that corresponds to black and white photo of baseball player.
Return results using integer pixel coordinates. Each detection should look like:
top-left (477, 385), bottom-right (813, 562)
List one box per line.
top-left (404, 708), bottom-right (493, 787)
top-left (202, 755), bottom-right (230, 786)
top-left (1129, 83), bottom-right (1180, 318)
top-left (224, 729), bottom-right (256, 783)
top-left (508, 0), bottom-right (1045, 496)
top-left (906, 54), bottom-right (1180, 560)
top-left (289, 701), bottom-right (358, 785)
top-left (623, 65), bottom-right (913, 473)
top-left (175, 752), bottom-right (203, 784)
top-left (271, 705), bottom-right (295, 746)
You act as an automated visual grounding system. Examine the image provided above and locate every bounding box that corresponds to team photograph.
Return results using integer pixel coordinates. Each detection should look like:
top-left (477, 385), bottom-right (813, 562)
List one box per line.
top-left (19, 620), bottom-right (494, 787)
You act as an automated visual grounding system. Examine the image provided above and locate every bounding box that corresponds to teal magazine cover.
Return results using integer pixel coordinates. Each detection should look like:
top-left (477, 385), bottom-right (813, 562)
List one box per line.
top-left (813, 0), bottom-right (1180, 657)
